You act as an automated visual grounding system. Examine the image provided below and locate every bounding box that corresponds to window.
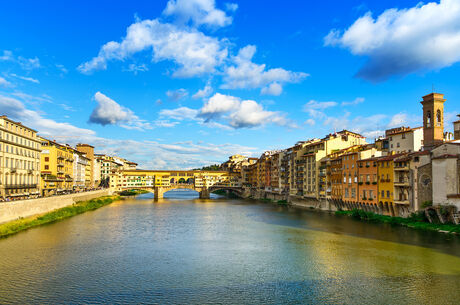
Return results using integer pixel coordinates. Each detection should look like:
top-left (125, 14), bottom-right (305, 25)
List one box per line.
top-left (381, 190), bottom-right (385, 197)
top-left (426, 111), bottom-right (431, 127)
top-left (45, 157), bottom-right (49, 162)
top-left (45, 165), bottom-right (49, 170)
top-left (387, 190), bottom-right (390, 198)
top-left (369, 190), bottom-right (374, 199)
top-left (402, 133), bottom-right (406, 139)
top-left (351, 188), bottom-right (356, 198)
top-left (397, 143), bottom-right (400, 148)
top-left (366, 175), bottom-right (370, 182)
top-left (436, 109), bottom-right (442, 126)
top-left (345, 188), bottom-right (349, 198)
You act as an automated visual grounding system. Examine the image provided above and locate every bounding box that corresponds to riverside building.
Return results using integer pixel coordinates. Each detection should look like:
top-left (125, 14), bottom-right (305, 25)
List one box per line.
top-left (40, 137), bottom-right (74, 196)
top-left (0, 116), bottom-right (41, 200)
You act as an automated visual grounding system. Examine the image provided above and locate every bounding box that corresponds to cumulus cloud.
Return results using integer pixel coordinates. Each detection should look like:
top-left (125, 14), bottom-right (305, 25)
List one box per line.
top-left (200, 93), bottom-right (296, 128)
top-left (221, 45), bottom-right (308, 94)
top-left (325, 0), bottom-right (460, 81)
top-left (89, 92), bottom-right (151, 130)
top-left (0, 76), bottom-right (12, 87)
top-left (192, 83), bottom-right (213, 99)
top-left (166, 88), bottom-right (189, 101)
top-left (163, 0), bottom-right (234, 28)
top-left (78, 19), bottom-right (228, 77)
top-left (199, 93), bottom-right (239, 120)
top-left (304, 118), bottom-right (316, 126)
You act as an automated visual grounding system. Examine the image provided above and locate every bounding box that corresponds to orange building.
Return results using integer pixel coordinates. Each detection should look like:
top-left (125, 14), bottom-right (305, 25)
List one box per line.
top-left (357, 157), bottom-right (379, 206)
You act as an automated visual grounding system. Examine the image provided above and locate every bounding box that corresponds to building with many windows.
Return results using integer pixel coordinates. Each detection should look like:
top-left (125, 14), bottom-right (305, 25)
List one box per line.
top-left (0, 116), bottom-right (41, 200)
top-left (40, 137), bottom-right (74, 196)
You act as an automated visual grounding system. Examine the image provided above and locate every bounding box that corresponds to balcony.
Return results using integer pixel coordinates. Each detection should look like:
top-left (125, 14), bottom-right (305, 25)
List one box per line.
top-left (394, 179), bottom-right (410, 187)
top-left (394, 165), bottom-right (409, 171)
top-left (5, 184), bottom-right (38, 189)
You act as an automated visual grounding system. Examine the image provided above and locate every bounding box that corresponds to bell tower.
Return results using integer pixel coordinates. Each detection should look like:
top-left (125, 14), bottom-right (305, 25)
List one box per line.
top-left (421, 93), bottom-right (445, 150)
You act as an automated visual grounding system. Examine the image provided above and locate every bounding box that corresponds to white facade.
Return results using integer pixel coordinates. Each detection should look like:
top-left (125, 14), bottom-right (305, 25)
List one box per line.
top-left (388, 128), bottom-right (423, 153)
top-left (73, 152), bottom-right (88, 189)
top-left (430, 143), bottom-right (460, 209)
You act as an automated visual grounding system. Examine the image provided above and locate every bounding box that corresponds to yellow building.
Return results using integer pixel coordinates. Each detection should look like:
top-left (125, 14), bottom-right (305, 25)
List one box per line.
top-left (0, 116), bottom-right (41, 200)
top-left (40, 137), bottom-right (74, 196)
top-left (376, 154), bottom-right (403, 216)
top-left (291, 130), bottom-right (367, 198)
top-left (109, 170), bottom-right (230, 192)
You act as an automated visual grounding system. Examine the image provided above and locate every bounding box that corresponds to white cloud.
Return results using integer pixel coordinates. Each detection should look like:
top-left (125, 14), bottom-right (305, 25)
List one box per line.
top-left (78, 19), bottom-right (228, 77)
top-left (199, 92), bottom-right (240, 120)
top-left (0, 50), bottom-right (13, 61)
top-left (0, 76), bottom-right (12, 87)
top-left (166, 88), bottom-right (189, 101)
top-left (56, 64), bottom-right (68, 74)
top-left (0, 95), bottom-right (95, 138)
top-left (154, 120), bottom-right (180, 127)
top-left (341, 97), bottom-right (365, 106)
top-left (304, 118), bottom-right (316, 126)
top-left (200, 93), bottom-right (296, 128)
top-left (304, 99), bottom-right (338, 110)
top-left (261, 82), bottom-right (282, 96)
top-left (160, 93), bottom-right (295, 129)
top-left (17, 56), bottom-right (40, 70)
top-left (225, 3), bottom-right (238, 12)
top-left (221, 45), bottom-right (308, 94)
top-left (192, 83), bottom-right (213, 99)
top-left (325, 0), bottom-right (460, 81)
top-left (10, 73), bottom-right (39, 84)
top-left (125, 63), bottom-right (148, 74)
top-left (303, 99), bottom-right (338, 119)
top-left (163, 0), bottom-right (234, 28)
top-left (89, 92), bottom-right (152, 130)
top-left (159, 106), bottom-right (199, 120)
top-left (0, 93), bottom-right (257, 169)
top-left (388, 113), bottom-right (408, 128)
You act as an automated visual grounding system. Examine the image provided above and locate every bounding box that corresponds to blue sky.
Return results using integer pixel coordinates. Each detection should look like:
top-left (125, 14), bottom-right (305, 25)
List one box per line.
top-left (1, 0), bottom-right (459, 169)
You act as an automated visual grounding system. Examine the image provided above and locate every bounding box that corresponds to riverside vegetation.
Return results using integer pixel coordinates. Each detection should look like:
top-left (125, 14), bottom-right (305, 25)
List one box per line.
top-left (336, 209), bottom-right (460, 234)
top-left (0, 196), bottom-right (120, 238)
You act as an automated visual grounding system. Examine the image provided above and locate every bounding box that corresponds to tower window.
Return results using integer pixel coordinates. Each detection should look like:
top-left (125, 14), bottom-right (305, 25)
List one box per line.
top-left (426, 111), bottom-right (431, 127)
top-left (436, 110), bottom-right (442, 127)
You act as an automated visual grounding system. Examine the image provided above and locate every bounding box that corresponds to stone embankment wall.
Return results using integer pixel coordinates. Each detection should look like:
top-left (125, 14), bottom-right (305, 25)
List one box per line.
top-left (0, 189), bottom-right (112, 224)
top-left (241, 188), bottom-right (336, 212)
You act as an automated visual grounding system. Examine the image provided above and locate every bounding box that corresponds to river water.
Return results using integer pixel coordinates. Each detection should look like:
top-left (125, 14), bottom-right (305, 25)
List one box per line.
top-left (1, 191), bottom-right (460, 304)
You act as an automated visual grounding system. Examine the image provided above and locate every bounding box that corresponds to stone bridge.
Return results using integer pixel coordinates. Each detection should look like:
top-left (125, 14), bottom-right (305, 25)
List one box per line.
top-left (126, 183), bottom-right (243, 199)
top-left (110, 169), bottom-right (243, 199)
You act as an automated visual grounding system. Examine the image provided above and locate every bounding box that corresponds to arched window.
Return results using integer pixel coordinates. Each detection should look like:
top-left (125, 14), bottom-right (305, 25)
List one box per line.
top-left (426, 111), bottom-right (431, 127)
top-left (436, 109), bottom-right (442, 126)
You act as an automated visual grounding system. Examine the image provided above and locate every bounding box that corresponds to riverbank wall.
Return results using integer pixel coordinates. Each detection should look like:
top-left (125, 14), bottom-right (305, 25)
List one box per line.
top-left (241, 188), bottom-right (336, 211)
top-left (0, 189), bottom-right (112, 224)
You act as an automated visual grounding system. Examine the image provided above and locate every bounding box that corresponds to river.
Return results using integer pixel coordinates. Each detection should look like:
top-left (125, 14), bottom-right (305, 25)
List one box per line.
top-left (1, 191), bottom-right (459, 304)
